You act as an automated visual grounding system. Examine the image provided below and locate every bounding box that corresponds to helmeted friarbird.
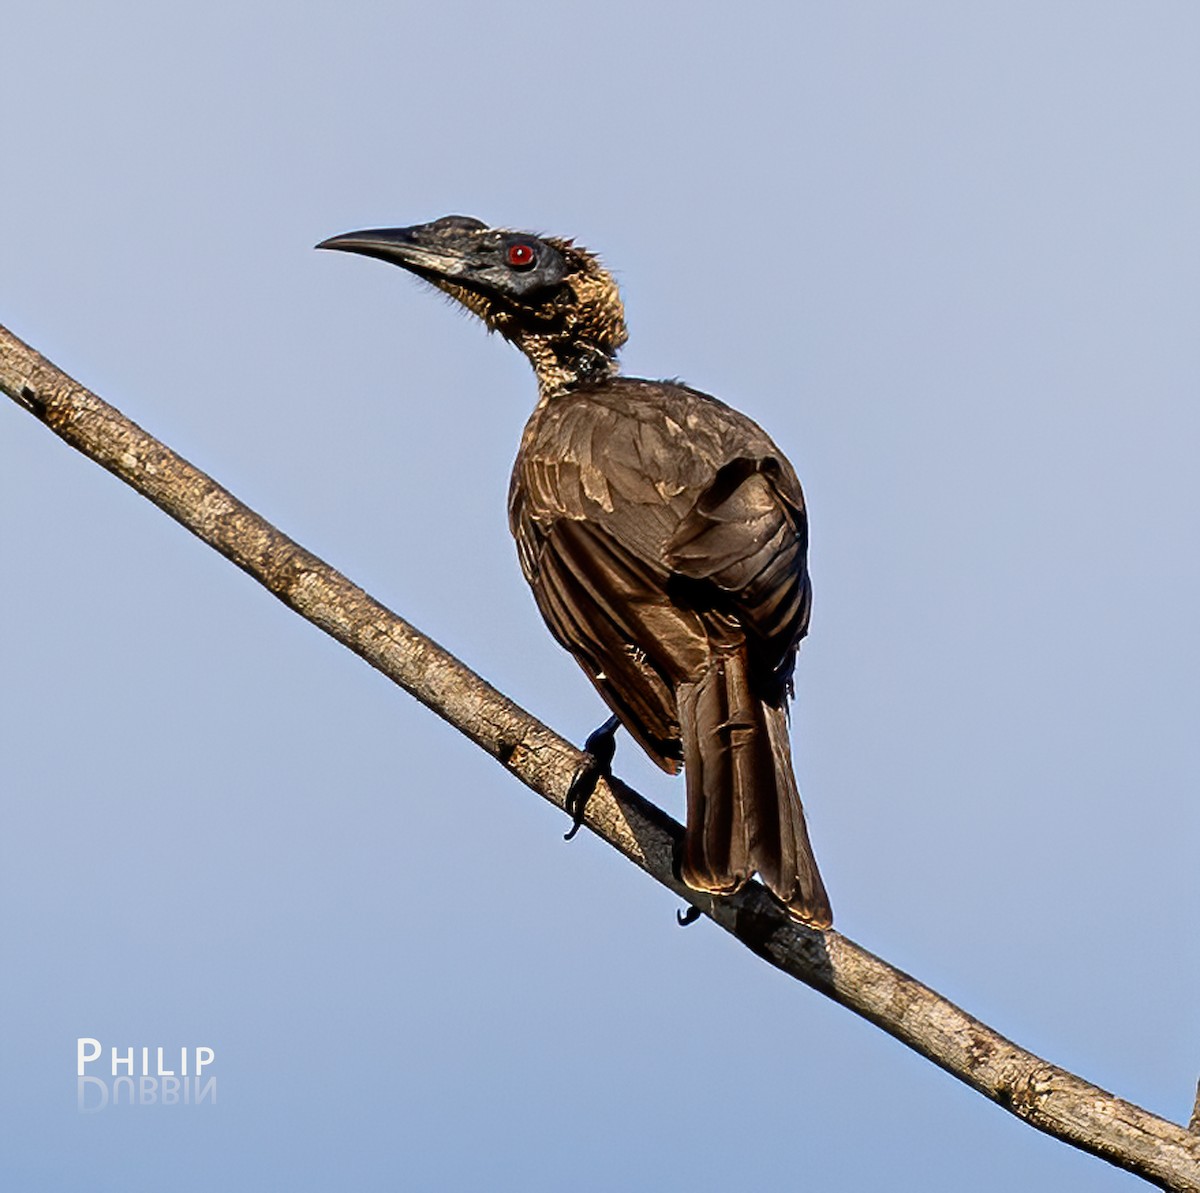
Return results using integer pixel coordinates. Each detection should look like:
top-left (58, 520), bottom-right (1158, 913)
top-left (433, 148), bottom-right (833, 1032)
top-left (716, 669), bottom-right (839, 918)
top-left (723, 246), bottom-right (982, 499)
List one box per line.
top-left (318, 216), bottom-right (832, 928)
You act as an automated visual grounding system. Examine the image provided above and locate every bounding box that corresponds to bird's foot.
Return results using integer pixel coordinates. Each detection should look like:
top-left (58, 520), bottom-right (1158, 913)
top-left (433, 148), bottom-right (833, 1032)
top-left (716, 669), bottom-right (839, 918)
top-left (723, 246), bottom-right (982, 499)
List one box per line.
top-left (676, 906), bottom-right (702, 927)
top-left (564, 714), bottom-right (621, 840)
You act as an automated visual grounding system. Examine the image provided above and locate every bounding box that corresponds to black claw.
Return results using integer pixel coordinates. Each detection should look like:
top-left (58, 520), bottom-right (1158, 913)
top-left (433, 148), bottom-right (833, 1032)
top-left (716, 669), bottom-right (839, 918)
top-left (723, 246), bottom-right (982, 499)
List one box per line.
top-left (563, 714), bottom-right (621, 840)
top-left (670, 837), bottom-right (685, 884)
top-left (562, 771), bottom-right (590, 840)
top-left (677, 906), bottom-right (702, 927)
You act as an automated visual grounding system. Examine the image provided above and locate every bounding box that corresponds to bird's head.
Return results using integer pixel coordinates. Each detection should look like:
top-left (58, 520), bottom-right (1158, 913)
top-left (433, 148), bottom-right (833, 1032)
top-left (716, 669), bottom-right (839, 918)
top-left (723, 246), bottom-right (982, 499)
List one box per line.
top-left (317, 215), bottom-right (627, 397)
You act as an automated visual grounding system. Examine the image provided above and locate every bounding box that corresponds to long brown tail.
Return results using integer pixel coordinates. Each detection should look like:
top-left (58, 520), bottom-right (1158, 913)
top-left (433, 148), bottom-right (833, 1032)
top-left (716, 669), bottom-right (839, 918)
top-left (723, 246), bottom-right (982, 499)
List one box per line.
top-left (677, 649), bottom-right (832, 928)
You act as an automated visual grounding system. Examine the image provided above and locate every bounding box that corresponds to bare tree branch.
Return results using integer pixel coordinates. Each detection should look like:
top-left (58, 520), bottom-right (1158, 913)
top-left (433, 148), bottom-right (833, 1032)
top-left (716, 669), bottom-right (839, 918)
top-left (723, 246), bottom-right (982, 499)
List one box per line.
top-left (3, 321), bottom-right (1197, 1191)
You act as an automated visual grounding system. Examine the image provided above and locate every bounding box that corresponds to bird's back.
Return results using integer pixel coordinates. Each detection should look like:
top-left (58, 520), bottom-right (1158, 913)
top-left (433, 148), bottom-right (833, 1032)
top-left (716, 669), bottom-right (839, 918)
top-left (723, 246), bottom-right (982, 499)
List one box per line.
top-left (509, 377), bottom-right (812, 770)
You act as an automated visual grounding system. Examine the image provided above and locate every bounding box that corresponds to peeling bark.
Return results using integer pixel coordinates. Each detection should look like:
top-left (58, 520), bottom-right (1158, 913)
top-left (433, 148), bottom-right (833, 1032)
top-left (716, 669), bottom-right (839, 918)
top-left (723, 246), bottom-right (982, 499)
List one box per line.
top-left (3, 322), bottom-right (1198, 1191)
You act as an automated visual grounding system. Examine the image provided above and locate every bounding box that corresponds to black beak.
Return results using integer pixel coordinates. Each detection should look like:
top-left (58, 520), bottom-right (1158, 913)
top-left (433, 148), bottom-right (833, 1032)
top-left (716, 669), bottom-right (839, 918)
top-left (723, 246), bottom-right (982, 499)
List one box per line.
top-left (316, 217), bottom-right (493, 287)
top-left (316, 227), bottom-right (428, 268)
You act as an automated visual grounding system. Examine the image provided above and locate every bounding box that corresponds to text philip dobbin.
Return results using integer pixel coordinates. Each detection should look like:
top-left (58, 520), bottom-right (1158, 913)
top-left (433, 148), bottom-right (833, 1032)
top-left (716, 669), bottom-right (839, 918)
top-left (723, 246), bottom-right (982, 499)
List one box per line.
top-left (76, 1037), bottom-right (216, 1111)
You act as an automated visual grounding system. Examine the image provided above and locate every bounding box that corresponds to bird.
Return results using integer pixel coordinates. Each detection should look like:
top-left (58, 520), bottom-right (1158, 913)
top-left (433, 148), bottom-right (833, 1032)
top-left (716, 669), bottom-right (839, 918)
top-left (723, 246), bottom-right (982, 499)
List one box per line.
top-left (317, 216), bottom-right (832, 928)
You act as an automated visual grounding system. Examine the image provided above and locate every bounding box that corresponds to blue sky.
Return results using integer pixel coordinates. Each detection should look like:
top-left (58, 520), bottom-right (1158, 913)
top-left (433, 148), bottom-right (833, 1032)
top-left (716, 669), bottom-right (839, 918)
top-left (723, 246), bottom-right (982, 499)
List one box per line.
top-left (2, 3), bottom-right (1198, 1189)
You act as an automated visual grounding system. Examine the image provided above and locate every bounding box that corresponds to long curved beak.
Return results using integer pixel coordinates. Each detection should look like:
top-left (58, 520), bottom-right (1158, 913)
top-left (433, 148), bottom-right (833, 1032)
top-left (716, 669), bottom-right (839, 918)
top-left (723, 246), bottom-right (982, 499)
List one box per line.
top-left (316, 226), bottom-right (474, 284)
top-left (317, 228), bottom-right (418, 255)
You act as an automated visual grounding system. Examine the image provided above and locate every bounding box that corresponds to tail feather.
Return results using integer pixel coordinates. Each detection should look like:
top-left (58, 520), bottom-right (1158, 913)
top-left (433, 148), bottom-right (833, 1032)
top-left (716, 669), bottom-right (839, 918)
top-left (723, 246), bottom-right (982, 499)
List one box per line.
top-left (678, 650), bottom-right (832, 928)
top-left (681, 661), bottom-right (745, 890)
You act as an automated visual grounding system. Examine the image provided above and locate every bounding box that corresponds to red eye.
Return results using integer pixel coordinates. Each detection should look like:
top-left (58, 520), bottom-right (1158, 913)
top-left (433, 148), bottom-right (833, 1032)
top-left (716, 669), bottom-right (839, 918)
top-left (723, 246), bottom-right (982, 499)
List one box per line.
top-left (507, 242), bottom-right (536, 268)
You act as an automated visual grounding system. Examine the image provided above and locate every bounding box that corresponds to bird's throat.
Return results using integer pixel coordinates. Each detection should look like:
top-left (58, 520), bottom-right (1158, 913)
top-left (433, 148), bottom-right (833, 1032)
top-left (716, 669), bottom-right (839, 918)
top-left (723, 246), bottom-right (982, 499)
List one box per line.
top-left (518, 333), bottom-right (621, 400)
top-left (436, 262), bottom-right (627, 399)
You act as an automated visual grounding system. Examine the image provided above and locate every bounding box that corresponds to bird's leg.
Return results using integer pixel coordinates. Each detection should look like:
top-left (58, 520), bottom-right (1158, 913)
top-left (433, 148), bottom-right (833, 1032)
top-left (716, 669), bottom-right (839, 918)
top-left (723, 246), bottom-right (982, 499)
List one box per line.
top-left (564, 714), bottom-right (621, 840)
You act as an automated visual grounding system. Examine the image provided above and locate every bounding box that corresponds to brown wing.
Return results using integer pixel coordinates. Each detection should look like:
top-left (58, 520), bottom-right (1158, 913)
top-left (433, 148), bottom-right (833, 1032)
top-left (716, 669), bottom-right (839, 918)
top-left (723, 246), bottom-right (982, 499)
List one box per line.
top-left (509, 377), bottom-right (810, 768)
top-left (664, 454), bottom-right (811, 691)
